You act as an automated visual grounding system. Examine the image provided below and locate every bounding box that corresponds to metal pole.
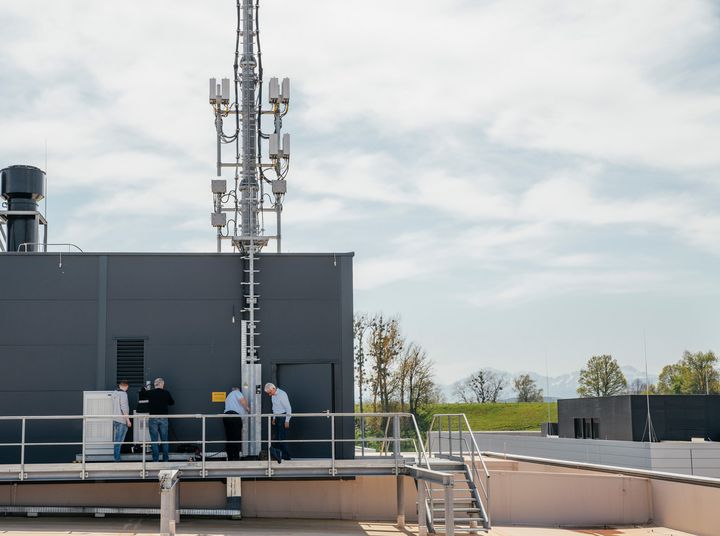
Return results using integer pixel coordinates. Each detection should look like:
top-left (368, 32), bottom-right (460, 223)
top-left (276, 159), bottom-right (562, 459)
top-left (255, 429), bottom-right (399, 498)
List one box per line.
top-left (330, 415), bottom-right (336, 476)
top-left (20, 418), bottom-right (25, 480)
top-left (417, 479), bottom-right (427, 536)
top-left (276, 202), bottom-right (281, 253)
top-left (267, 415), bottom-right (272, 476)
top-left (142, 416), bottom-right (147, 478)
top-left (81, 416), bottom-right (86, 479)
top-left (448, 415), bottom-right (453, 457)
top-left (444, 483), bottom-right (455, 536)
top-left (201, 416), bottom-right (206, 477)
top-left (239, 0), bottom-right (258, 239)
top-left (393, 415), bottom-right (400, 458)
top-left (361, 415), bottom-right (366, 457)
top-left (159, 470), bottom-right (180, 535)
top-left (396, 475), bottom-right (405, 528)
top-left (459, 415), bottom-right (463, 459)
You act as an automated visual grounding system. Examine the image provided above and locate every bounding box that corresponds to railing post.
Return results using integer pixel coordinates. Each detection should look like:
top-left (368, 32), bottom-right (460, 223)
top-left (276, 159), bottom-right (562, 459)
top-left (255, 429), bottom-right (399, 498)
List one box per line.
top-left (486, 472), bottom-right (491, 527)
top-left (360, 415), bottom-right (366, 457)
top-left (330, 414), bottom-right (336, 476)
top-left (459, 415), bottom-right (463, 459)
top-left (396, 473), bottom-right (405, 528)
top-left (20, 417), bottom-right (26, 480)
top-left (81, 416), bottom-right (86, 479)
top-left (141, 415), bottom-right (147, 479)
top-left (437, 417), bottom-right (442, 457)
top-left (448, 415), bottom-right (453, 457)
top-left (393, 415), bottom-right (400, 459)
top-left (267, 415), bottom-right (273, 477)
top-left (201, 416), bottom-right (206, 477)
top-left (444, 481), bottom-right (455, 536)
top-left (417, 479), bottom-right (428, 536)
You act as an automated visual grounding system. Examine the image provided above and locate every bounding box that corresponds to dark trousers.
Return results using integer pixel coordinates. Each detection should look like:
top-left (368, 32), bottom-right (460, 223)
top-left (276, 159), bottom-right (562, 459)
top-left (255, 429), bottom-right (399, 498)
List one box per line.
top-left (223, 411), bottom-right (243, 461)
top-left (273, 415), bottom-right (290, 460)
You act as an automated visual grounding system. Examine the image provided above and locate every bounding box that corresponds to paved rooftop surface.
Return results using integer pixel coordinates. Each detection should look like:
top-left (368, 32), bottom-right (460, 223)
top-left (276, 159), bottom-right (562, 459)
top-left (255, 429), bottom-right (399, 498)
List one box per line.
top-left (0, 518), bottom-right (698, 536)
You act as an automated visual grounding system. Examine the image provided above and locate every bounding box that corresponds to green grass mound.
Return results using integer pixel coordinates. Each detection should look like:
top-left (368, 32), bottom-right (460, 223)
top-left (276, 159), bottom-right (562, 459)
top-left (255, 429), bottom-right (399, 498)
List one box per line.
top-left (422, 402), bottom-right (558, 431)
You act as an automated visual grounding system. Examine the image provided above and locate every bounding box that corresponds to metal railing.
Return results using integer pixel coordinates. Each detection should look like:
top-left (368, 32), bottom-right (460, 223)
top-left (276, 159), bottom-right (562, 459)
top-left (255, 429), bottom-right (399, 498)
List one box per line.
top-left (0, 412), bottom-right (431, 480)
top-left (427, 413), bottom-right (491, 527)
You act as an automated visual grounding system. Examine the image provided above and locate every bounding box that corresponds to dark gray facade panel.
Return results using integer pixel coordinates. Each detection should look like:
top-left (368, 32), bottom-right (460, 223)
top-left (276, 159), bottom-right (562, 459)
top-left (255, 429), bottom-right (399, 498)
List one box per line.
top-left (0, 255), bottom-right (98, 300)
top-left (107, 255), bottom-right (243, 300)
top-left (1, 301), bottom-right (97, 346)
top-left (0, 346), bottom-right (97, 390)
top-left (107, 300), bottom-right (241, 345)
top-left (258, 300), bottom-right (342, 354)
top-left (0, 252), bottom-right (354, 463)
top-left (558, 396), bottom-right (633, 441)
top-left (257, 254), bottom-right (344, 301)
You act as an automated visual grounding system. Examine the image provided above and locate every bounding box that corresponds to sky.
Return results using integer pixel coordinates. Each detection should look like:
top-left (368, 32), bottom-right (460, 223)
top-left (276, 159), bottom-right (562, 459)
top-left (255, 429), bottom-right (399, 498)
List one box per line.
top-left (1, 0), bottom-right (719, 384)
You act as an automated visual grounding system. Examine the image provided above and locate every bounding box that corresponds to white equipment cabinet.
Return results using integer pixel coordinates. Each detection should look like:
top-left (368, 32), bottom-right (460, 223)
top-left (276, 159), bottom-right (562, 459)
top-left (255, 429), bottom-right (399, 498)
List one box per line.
top-left (82, 391), bottom-right (115, 456)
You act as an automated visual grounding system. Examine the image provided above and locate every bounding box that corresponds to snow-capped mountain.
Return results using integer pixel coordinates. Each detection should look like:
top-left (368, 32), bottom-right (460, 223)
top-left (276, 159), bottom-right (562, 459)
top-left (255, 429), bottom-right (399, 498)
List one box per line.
top-left (443, 365), bottom-right (659, 401)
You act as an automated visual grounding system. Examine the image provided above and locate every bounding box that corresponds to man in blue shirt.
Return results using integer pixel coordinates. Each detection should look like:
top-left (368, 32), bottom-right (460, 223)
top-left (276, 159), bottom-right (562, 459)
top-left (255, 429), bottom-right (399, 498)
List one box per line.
top-left (223, 387), bottom-right (249, 461)
top-left (264, 382), bottom-right (292, 460)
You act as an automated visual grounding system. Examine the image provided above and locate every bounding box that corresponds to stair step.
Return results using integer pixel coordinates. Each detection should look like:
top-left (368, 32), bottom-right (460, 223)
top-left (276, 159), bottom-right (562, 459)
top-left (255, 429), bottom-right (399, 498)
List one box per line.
top-left (432, 507), bottom-right (482, 513)
top-left (428, 498), bottom-right (476, 504)
top-left (433, 517), bottom-right (483, 523)
top-left (431, 528), bottom-right (486, 534)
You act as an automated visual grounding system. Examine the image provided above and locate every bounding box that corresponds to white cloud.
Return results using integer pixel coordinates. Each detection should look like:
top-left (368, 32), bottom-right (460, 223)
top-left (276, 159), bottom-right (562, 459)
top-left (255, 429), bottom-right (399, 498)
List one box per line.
top-left (2, 0), bottom-right (720, 376)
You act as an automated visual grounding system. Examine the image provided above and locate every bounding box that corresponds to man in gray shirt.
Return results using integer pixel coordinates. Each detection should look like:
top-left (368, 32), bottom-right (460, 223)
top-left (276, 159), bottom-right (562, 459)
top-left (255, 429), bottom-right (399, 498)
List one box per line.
top-left (264, 383), bottom-right (292, 460)
top-left (111, 380), bottom-right (132, 462)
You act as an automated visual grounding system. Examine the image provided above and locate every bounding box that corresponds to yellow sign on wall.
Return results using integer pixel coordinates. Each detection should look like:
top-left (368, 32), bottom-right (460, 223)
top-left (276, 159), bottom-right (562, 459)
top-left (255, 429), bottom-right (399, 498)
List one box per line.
top-left (212, 391), bottom-right (226, 403)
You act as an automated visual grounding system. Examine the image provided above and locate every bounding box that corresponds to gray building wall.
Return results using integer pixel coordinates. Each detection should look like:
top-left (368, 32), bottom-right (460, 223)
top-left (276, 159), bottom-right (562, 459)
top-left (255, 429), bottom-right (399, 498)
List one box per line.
top-left (0, 252), bottom-right (354, 462)
top-left (559, 395), bottom-right (720, 441)
top-left (558, 396), bottom-right (633, 441)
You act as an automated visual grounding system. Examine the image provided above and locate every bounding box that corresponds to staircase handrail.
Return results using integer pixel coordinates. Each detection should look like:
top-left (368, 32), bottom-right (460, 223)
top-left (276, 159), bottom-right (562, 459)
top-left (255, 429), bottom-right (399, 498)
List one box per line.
top-left (427, 412), bottom-right (492, 528)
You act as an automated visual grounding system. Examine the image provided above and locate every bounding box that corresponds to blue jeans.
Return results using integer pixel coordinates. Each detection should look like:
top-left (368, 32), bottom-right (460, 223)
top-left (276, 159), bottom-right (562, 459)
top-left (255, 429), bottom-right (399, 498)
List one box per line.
top-left (273, 416), bottom-right (290, 460)
top-left (112, 421), bottom-right (128, 462)
top-left (148, 417), bottom-right (169, 462)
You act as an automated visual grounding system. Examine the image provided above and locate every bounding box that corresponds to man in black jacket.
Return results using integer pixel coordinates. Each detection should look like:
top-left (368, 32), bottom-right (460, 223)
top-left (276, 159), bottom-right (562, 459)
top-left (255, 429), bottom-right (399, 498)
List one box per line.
top-left (144, 377), bottom-right (175, 462)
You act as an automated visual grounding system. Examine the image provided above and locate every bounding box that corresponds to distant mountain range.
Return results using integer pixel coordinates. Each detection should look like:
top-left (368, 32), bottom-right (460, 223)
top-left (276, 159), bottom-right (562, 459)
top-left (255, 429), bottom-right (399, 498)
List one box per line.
top-left (442, 365), bottom-right (659, 402)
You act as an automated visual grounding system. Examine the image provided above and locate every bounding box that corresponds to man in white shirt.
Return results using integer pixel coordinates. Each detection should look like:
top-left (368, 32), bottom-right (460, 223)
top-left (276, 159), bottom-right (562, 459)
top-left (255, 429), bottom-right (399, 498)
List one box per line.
top-left (111, 380), bottom-right (132, 462)
top-left (264, 382), bottom-right (292, 460)
top-left (223, 387), bottom-right (250, 461)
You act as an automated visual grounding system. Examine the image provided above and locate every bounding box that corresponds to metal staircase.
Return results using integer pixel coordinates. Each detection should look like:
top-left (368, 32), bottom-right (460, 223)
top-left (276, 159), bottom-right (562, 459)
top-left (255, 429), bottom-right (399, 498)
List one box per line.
top-left (421, 414), bottom-right (491, 535)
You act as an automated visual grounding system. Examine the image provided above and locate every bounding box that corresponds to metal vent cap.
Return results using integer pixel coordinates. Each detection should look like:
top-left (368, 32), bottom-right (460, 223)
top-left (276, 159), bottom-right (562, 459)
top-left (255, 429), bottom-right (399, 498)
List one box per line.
top-left (1, 165), bottom-right (45, 201)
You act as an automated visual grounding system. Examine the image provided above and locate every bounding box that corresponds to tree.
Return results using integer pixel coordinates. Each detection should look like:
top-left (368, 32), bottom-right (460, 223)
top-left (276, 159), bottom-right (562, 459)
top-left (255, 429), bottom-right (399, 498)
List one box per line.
top-left (513, 374), bottom-right (544, 402)
top-left (457, 369), bottom-right (507, 403)
top-left (657, 351), bottom-right (719, 394)
top-left (628, 377), bottom-right (656, 395)
top-left (453, 380), bottom-right (474, 403)
top-left (353, 313), bottom-right (369, 414)
top-left (577, 355), bottom-right (627, 397)
top-left (366, 315), bottom-right (404, 412)
top-left (394, 343), bottom-right (437, 415)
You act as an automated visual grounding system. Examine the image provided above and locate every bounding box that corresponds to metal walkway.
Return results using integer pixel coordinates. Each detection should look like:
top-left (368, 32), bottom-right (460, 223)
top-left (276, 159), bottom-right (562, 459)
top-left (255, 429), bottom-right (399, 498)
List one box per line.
top-left (0, 411), bottom-right (490, 535)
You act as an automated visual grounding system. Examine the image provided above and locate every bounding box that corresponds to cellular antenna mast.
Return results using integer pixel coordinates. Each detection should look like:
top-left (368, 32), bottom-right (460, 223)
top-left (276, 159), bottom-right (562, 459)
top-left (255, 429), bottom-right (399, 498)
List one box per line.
top-left (208, 0), bottom-right (290, 455)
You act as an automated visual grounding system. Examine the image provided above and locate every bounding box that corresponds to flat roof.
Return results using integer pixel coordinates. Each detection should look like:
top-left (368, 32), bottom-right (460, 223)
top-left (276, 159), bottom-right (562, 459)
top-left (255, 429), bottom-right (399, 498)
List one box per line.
top-left (0, 518), bottom-right (696, 536)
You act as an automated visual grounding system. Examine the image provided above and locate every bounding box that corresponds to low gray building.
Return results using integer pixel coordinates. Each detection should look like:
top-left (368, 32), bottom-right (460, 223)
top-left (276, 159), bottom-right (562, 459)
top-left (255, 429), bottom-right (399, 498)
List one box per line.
top-left (558, 395), bottom-right (720, 441)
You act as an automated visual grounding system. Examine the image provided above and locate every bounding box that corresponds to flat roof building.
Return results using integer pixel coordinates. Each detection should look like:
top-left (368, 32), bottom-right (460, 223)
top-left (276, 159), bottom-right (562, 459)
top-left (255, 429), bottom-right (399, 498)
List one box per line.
top-left (0, 252), bottom-right (354, 462)
top-left (558, 395), bottom-right (720, 441)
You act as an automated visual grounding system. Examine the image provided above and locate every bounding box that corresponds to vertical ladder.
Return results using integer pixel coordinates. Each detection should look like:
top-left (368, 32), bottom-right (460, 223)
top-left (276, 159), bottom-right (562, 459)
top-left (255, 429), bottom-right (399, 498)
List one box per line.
top-left (240, 241), bottom-right (262, 456)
